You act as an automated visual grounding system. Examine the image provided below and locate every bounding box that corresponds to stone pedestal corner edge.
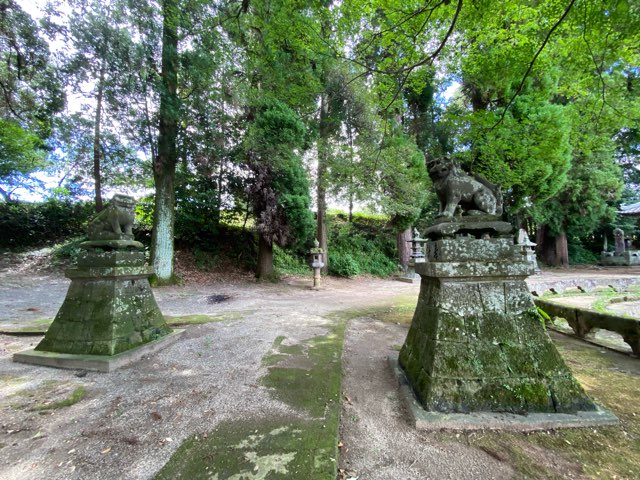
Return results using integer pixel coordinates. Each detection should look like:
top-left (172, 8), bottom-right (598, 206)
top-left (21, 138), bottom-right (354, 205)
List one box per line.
top-left (388, 352), bottom-right (618, 432)
top-left (13, 329), bottom-right (185, 373)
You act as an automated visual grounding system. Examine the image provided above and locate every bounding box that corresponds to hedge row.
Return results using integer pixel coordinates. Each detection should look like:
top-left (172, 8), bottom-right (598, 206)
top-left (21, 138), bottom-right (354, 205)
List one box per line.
top-left (0, 200), bottom-right (95, 248)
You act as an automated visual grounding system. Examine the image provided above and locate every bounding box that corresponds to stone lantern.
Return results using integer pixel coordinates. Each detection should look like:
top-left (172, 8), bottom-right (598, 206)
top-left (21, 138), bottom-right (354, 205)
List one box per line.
top-left (397, 227), bottom-right (427, 283)
top-left (310, 239), bottom-right (325, 289)
top-left (516, 228), bottom-right (540, 274)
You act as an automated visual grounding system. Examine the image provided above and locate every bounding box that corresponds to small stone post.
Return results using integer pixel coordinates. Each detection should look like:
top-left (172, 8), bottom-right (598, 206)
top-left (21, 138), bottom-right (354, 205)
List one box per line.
top-left (614, 228), bottom-right (626, 255)
top-left (516, 228), bottom-right (540, 274)
top-left (310, 239), bottom-right (325, 289)
top-left (397, 228), bottom-right (427, 284)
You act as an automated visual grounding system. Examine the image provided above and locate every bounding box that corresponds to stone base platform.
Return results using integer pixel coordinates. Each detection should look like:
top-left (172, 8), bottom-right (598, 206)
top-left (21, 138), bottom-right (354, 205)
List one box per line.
top-left (13, 329), bottom-right (184, 373)
top-left (395, 275), bottom-right (420, 284)
top-left (389, 354), bottom-right (618, 432)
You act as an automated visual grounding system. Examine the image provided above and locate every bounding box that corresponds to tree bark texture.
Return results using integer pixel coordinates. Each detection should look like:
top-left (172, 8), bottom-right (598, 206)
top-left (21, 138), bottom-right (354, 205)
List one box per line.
top-left (536, 225), bottom-right (569, 267)
top-left (151, 0), bottom-right (179, 283)
top-left (257, 235), bottom-right (274, 279)
top-left (316, 94), bottom-right (330, 274)
top-left (93, 62), bottom-right (106, 212)
top-left (396, 227), bottom-right (412, 269)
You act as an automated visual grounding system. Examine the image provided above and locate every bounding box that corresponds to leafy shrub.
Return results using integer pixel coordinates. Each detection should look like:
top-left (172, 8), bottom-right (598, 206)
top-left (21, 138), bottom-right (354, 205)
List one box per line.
top-left (274, 245), bottom-right (309, 275)
top-left (568, 241), bottom-right (599, 265)
top-left (51, 236), bottom-right (86, 262)
top-left (0, 199), bottom-right (94, 248)
top-left (192, 248), bottom-right (219, 271)
top-left (329, 251), bottom-right (361, 277)
top-left (326, 211), bottom-right (398, 277)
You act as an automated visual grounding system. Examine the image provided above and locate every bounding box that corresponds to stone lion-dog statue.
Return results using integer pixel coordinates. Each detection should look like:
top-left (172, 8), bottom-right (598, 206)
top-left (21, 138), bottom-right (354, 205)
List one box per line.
top-left (426, 155), bottom-right (503, 218)
top-left (88, 194), bottom-right (136, 240)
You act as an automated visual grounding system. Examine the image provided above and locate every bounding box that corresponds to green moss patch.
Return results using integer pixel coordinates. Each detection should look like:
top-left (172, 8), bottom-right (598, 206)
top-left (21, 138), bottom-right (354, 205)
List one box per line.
top-left (9, 381), bottom-right (87, 412)
top-left (329, 294), bottom-right (417, 325)
top-left (156, 419), bottom-right (337, 480)
top-left (0, 312), bottom-right (250, 334)
top-left (164, 312), bottom-right (248, 326)
top-left (261, 322), bottom-right (345, 416)
top-left (32, 386), bottom-right (87, 411)
top-left (0, 318), bottom-right (53, 334)
top-left (436, 334), bottom-right (640, 479)
top-left (541, 286), bottom-right (640, 318)
top-left (156, 321), bottom-right (345, 479)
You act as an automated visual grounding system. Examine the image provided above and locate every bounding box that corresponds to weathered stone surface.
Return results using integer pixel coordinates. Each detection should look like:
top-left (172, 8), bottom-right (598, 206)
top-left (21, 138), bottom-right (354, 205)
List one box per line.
top-left (425, 237), bottom-right (516, 262)
top-left (79, 240), bottom-right (145, 251)
top-left (426, 155), bottom-right (503, 218)
top-left (534, 297), bottom-right (640, 355)
top-left (416, 259), bottom-right (534, 279)
top-left (399, 234), bottom-right (598, 414)
top-left (425, 218), bottom-right (513, 240)
top-left (87, 194), bottom-right (136, 241)
top-left (34, 244), bottom-right (171, 357)
top-left (599, 250), bottom-right (640, 266)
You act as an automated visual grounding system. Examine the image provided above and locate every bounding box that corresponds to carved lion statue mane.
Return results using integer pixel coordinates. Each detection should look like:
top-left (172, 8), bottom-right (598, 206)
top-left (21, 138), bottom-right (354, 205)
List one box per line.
top-left (88, 194), bottom-right (136, 240)
top-left (426, 155), bottom-right (503, 218)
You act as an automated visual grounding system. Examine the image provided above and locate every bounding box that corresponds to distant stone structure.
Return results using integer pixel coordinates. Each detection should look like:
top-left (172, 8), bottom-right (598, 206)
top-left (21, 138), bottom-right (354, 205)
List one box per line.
top-left (310, 239), bottom-right (324, 289)
top-left (600, 227), bottom-right (640, 266)
top-left (396, 228), bottom-right (427, 284)
top-left (614, 228), bottom-right (625, 255)
top-left (15, 194), bottom-right (176, 370)
top-left (516, 228), bottom-right (540, 274)
top-left (398, 165), bottom-right (598, 415)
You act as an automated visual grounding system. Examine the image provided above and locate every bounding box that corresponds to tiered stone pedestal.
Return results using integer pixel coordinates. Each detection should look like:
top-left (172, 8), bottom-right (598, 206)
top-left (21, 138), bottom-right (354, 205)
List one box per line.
top-left (14, 242), bottom-right (177, 371)
top-left (399, 223), bottom-right (598, 415)
top-left (600, 250), bottom-right (640, 266)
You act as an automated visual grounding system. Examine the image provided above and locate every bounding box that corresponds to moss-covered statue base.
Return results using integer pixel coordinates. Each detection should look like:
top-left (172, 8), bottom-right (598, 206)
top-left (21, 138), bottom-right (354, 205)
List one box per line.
top-left (33, 245), bottom-right (172, 357)
top-left (399, 224), bottom-right (599, 415)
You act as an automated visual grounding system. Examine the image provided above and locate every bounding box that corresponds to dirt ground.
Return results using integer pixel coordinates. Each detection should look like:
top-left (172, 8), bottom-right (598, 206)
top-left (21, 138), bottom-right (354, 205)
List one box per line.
top-left (1, 255), bottom-right (639, 479)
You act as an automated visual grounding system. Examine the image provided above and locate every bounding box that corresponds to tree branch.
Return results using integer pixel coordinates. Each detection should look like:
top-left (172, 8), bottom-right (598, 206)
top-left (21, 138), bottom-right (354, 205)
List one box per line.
top-left (487, 0), bottom-right (577, 133)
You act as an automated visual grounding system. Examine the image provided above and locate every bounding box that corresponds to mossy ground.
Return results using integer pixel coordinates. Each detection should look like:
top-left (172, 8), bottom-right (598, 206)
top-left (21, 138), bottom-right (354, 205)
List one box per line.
top-left (0, 312), bottom-right (250, 334)
top-left (328, 293), bottom-right (417, 326)
top-left (6, 380), bottom-right (87, 412)
top-left (156, 320), bottom-right (345, 479)
top-left (542, 284), bottom-right (640, 317)
top-left (434, 333), bottom-right (640, 479)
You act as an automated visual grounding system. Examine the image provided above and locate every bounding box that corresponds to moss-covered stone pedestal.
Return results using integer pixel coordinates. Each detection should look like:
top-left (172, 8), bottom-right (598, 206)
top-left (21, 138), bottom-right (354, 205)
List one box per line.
top-left (14, 240), bottom-right (178, 371)
top-left (398, 218), bottom-right (601, 417)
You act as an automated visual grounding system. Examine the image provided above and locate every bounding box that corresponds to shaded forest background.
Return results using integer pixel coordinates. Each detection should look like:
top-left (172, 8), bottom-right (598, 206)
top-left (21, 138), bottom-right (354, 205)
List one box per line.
top-left (1, 0), bottom-right (639, 280)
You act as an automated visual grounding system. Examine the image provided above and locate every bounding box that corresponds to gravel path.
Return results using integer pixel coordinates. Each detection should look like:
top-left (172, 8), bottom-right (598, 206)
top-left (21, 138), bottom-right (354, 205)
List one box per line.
top-left (339, 318), bottom-right (512, 479)
top-left (1, 265), bottom-right (639, 479)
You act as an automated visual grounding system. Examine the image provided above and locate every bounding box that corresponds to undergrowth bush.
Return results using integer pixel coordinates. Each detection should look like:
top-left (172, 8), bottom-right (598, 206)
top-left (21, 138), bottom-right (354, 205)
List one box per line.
top-left (51, 236), bottom-right (87, 262)
top-left (327, 211), bottom-right (397, 277)
top-left (274, 245), bottom-right (309, 275)
top-left (0, 200), bottom-right (94, 248)
top-left (568, 241), bottom-right (599, 265)
top-left (329, 251), bottom-right (361, 277)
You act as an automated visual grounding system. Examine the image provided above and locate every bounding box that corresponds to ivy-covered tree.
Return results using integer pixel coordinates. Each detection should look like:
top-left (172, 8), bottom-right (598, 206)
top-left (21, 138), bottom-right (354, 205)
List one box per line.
top-left (244, 99), bottom-right (314, 278)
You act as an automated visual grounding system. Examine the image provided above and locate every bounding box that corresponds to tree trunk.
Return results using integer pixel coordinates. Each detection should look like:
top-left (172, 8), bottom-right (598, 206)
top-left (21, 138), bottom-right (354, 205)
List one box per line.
top-left (348, 193), bottom-right (354, 222)
top-left (316, 93), bottom-right (330, 274)
top-left (93, 62), bottom-right (106, 212)
top-left (396, 227), bottom-right (412, 270)
top-left (151, 0), bottom-right (179, 284)
top-left (215, 98), bottom-right (226, 225)
top-left (536, 225), bottom-right (569, 267)
top-left (256, 235), bottom-right (274, 279)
